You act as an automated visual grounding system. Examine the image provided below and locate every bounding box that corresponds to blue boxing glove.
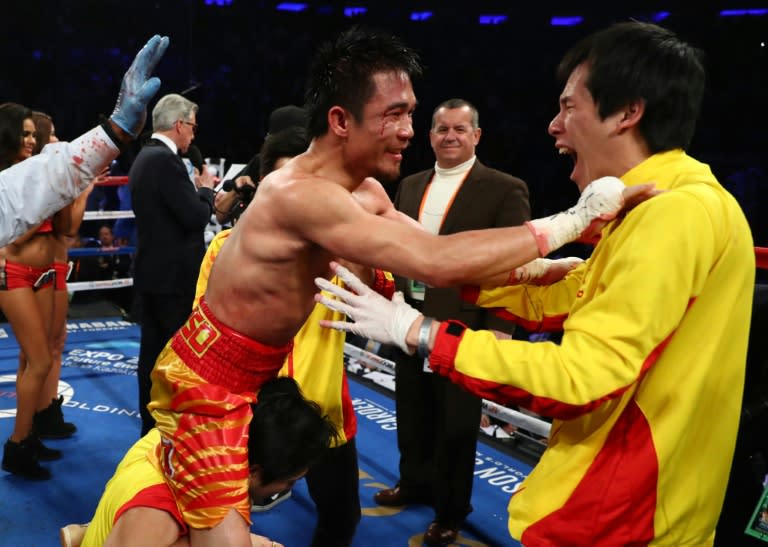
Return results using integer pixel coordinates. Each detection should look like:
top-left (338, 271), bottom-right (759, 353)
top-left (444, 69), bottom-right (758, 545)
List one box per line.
top-left (110, 34), bottom-right (169, 137)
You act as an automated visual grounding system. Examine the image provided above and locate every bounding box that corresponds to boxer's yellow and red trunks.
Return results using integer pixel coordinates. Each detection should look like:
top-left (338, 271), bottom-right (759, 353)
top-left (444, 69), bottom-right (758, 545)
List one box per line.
top-left (148, 296), bottom-right (292, 528)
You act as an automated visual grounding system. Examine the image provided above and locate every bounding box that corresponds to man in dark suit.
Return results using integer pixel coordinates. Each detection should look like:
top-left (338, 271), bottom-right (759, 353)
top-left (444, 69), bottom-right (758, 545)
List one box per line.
top-left (374, 98), bottom-right (530, 545)
top-left (129, 93), bottom-right (215, 435)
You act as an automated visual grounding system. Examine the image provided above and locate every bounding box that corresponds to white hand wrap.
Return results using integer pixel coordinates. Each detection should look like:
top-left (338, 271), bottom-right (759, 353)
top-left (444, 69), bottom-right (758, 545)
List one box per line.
top-left (511, 258), bottom-right (552, 283)
top-left (315, 264), bottom-right (422, 354)
top-left (510, 256), bottom-right (584, 284)
top-left (525, 176), bottom-right (624, 256)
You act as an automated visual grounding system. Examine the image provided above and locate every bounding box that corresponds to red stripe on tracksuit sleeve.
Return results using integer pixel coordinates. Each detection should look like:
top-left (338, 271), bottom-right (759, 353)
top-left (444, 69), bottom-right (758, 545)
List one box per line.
top-left (429, 321), bottom-right (676, 421)
top-left (460, 285), bottom-right (568, 333)
top-left (428, 322), bottom-right (616, 419)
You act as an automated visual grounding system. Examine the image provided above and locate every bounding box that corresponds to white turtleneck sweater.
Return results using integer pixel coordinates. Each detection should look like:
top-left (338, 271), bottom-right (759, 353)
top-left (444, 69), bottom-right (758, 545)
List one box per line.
top-left (408, 156), bottom-right (476, 302)
top-left (419, 156), bottom-right (476, 234)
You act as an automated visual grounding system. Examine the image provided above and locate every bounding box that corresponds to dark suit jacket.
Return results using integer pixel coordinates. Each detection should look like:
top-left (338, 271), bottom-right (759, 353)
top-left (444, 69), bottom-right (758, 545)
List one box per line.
top-left (129, 139), bottom-right (214, 295)
top-left (394, 159), bottom-right (530, 331)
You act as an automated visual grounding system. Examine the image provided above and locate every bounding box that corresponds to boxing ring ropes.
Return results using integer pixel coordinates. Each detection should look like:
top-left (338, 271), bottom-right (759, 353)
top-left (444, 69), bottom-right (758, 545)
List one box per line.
top-left (68, 176), bottom-right (135, 293)
top-left (68, 176), bottom-right (768, 445)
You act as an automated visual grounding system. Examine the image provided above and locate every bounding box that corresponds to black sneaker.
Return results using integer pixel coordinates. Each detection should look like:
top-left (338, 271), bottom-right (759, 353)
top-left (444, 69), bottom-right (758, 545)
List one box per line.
top-left (2, 437), bottom-right (51, 480)
top-left (33, 396), bottom-right (77, 439)
top-left (28, 435), bottom-right (62, 461)
top-left (251, 488), bottom-right (292, 512)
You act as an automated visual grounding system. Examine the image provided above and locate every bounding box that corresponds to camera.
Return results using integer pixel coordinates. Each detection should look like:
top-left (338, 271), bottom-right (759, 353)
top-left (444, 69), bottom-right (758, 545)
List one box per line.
top-left (222, 180), bottom-right (257, 223)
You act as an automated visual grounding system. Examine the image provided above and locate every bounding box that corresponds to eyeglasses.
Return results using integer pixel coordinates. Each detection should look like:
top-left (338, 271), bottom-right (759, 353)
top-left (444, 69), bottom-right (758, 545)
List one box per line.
top-left (180, 120), bottom-right (198, 134)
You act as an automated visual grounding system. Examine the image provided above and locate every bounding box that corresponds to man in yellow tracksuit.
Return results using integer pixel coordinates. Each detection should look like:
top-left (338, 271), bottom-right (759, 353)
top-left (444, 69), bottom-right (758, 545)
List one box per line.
top-left (315, 22), bottom-right (755, 546)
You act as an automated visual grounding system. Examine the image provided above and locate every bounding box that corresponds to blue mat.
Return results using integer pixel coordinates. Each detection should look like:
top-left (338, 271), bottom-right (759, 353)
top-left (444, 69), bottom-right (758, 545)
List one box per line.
top-left (0, 318), bottom-right (528, 546)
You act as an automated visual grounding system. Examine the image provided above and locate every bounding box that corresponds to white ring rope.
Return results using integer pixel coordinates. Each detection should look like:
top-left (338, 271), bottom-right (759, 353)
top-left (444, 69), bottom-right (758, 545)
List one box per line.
top-left (71, 229), bottom-right (134, 290)
top-left (67, 278), bottom-right (134, 293)
top-left (82, 211), bottom-right (135, 221)
top-left (70, 176), bottom-right (136, 293)
top-left (344, 342), bottom-right (552, 439)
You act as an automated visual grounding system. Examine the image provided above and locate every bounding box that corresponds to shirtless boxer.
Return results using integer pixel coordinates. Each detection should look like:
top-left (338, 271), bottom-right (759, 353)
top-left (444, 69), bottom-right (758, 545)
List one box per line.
top-left (148, 26), bottom-right (653, 546)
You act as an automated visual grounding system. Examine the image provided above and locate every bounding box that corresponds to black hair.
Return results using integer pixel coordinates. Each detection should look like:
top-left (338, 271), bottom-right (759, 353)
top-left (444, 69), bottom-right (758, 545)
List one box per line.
top-left (557, 21), bottom-right (705, 153)
top-left (259, 127), bottom-right (310, 179)
top-left (31, 111), bottom-right (53, 154)
top-left (304, 26), bottom-right (423, 139)
top-left (0, 102), bottom-right (33, 171)
top-left (247, 377), bottom-right (337, 485)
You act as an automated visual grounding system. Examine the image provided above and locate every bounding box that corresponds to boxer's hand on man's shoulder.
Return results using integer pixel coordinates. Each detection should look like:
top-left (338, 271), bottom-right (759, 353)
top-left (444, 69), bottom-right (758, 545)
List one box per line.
top-left (526, 176), bottom-right (629, 256)
top-left (508, 256), bottom-right (583, 285)
top-left (621, 183), bottom-right (662, 212)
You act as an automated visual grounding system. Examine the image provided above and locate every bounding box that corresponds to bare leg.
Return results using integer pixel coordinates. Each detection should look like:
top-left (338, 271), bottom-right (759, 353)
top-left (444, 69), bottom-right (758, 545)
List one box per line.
top-left (0, 287), bottom-right (54, 441)
top-left (189, 508), bottom-right (252, 547)
top-left (104, 507), bottom-right (184, 547)
top-left (41, 288), bottom-right (68, 406)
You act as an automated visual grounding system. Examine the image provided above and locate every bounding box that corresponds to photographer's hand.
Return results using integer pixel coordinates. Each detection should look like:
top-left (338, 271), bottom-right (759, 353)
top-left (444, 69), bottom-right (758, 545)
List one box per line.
top-left (234, 175), bottom-right (257, 193)
top-left (214, 175), bottom-right (256, 224)
top-left (195, 166), bottom-right (216, 190)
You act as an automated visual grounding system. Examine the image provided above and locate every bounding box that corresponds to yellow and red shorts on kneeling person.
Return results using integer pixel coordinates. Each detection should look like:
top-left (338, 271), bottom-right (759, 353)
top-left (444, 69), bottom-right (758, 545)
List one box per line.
top-left (148, 296), bottom-right (293, 529)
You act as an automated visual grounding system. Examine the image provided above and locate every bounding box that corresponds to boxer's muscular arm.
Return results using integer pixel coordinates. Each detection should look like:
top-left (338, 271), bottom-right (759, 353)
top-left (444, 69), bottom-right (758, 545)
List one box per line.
top-left (283, 178), bottom-right (541, 287)
top-left (340, 177), bottom-right (423, 286)
top-left (352, 177), bottom-right (423, 230)
top-left (289, 175), bottom-right (649, 287)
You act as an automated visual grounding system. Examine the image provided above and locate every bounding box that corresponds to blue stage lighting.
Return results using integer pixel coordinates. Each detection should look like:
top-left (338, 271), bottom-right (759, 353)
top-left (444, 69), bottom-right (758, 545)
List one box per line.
top-left (344, 6), bottom-right (368, 16)
top-left (479, 14), bottom-right (507, 25)
top-left (276, 2), bottom-right (308, 11)
top-left (550, 16), bottom-right (583, 26)
top-left (410, 11), bottom-right (433, 21)
top-left (720, 8), bottom-right (768, 16)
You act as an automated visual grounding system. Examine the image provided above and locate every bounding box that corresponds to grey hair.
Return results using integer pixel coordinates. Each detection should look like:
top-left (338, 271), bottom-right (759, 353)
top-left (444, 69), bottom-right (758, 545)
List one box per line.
top-left (152, 94), bottom-right (198, 131)
top-left (431, 98), bottom-right (479, 129)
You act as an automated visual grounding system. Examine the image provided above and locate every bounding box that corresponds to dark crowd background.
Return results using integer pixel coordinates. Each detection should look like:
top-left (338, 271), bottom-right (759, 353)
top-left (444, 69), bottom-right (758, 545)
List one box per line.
top-left (2, 3), bottom-right (768, 543)
top-left (2, 1), bottom-right (767, 249)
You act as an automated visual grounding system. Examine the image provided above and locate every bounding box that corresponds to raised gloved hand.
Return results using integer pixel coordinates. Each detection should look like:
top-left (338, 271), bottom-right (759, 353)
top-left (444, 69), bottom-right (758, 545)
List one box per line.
top-left (315, 261), bottom-right (422, 354)
top-left (509, 256), bottom-right (584, 285)
top-left (110, 35), bottom-right (169, 137)
top-left (526, 176), bottom-right (625, 256)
